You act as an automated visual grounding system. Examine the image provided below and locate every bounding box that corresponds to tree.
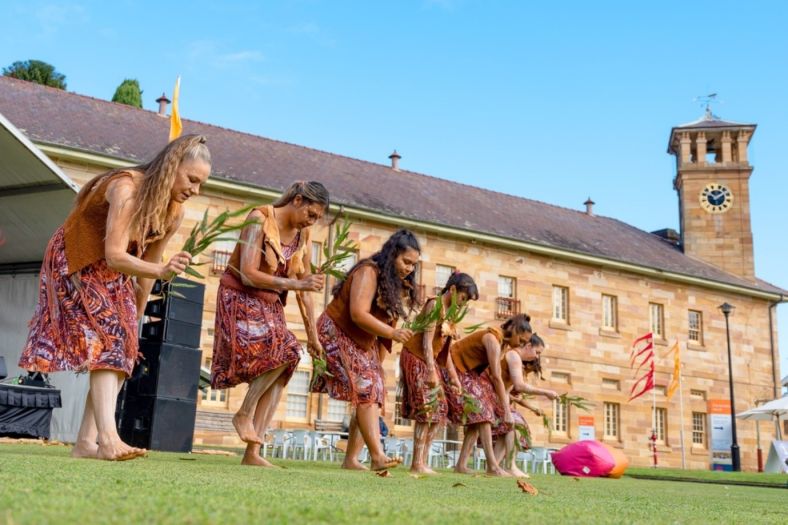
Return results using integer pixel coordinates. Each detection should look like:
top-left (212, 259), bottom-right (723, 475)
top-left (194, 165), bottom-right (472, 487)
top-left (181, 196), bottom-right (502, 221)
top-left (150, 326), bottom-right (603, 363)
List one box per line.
top-left (2, 60), bottom-right (67, 89)
top-left (111, 78), bottom-right (143, 108)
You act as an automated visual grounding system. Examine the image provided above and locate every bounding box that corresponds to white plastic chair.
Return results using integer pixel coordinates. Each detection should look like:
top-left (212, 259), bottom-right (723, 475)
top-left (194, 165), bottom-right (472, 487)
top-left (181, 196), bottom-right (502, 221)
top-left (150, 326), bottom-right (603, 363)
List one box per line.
top-left (383, 436), bottom-right (401, 457)
top-left (530, 447), bottom-right (555, 474)
top-left (516, 450), bottom-right (534, 472)
top-left (428, 442), bottom-right (446, 468)
top-left (311, 432), bottom-right (333, 462)
top-left (400, 439), bottom-right (414, 467)
top-left (289, 430), bottom-right (310, 460)
top-left (474, 448), bottom-right (486, 470)
top-left (269, 429), bottom-right (291, 459)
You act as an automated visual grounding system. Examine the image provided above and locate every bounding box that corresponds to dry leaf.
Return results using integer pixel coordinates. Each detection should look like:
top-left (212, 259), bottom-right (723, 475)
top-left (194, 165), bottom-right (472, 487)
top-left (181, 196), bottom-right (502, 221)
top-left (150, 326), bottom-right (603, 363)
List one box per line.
top-left (376, 470), bottom-right (391, 477)
top-left (517, 480), bottom-right (539, 496)
top-left (573, 477), bottom-right (580, 482)
top-left (191, 449), bottom-right (237, 456)
top-left (179, 457), bottom-right (197, 461)
top-left (452, 482), bottom-right (467, 488)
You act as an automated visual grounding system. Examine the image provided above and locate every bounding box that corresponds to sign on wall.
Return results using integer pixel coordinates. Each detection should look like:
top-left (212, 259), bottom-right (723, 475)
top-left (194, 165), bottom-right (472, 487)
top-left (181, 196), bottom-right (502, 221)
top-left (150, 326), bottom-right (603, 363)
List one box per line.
top-left (578, 415), bottom-right (595, 441)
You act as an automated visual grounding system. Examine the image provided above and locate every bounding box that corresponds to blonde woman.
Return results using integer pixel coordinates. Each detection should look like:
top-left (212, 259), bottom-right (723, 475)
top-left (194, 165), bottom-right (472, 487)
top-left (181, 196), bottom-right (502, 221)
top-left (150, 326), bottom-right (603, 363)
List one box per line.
top-left (19, 135), bottom-right (211, 461)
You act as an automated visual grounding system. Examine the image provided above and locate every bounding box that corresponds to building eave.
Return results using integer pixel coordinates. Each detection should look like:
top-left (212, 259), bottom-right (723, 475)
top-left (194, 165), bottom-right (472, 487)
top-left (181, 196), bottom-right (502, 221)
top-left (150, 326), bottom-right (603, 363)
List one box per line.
top-left (37, 141), bottom-right (787, 303)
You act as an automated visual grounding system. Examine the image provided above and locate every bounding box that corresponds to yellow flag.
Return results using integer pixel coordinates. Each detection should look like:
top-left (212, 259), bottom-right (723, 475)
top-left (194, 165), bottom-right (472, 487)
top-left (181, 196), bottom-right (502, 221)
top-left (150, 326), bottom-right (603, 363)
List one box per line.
top-left (168, 76), bottom-right (182, 142)
top-left (665, 340), bottom-right (681, 399)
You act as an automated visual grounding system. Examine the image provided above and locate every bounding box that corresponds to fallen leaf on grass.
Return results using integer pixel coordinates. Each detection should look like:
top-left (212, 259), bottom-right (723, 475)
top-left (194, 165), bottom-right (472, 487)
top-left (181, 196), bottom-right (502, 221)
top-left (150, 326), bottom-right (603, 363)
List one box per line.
top-left (376, 470), bottom-right (391, 477)
top-left (409, 474), bottom-right (424, 479)
top-left (191, 449), bottom-right (237, 456)
top-left (517, 480), bottom-right (539, 496)
top-left (573, 477), bottom-right (580, 482)
top-left (452, 482), bottom-right (467, 488)
top-left (179, 457), bottom-right (197, 461)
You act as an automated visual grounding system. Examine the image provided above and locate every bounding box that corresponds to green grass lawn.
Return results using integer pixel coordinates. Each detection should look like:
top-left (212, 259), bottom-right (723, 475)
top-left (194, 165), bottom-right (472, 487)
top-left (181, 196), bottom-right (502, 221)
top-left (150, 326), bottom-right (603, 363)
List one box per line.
top-left (626, 466), bottom-right (788, 488)
top-left (0, 444), bottom-right (785, 525)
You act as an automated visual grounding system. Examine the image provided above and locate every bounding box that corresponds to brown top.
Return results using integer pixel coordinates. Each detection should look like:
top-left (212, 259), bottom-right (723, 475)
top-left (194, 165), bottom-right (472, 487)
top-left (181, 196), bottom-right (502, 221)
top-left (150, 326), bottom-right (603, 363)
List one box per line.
top-left (62, 171), bottom-right (180, 275)
top-left (450, 326), bottom-right (504, 374)
top-left (325, 259), bottom-right (396, 353)
top-left (226, 204), bottom-right (310, 305)
top-left (402, 297), bottom-right (452, 365)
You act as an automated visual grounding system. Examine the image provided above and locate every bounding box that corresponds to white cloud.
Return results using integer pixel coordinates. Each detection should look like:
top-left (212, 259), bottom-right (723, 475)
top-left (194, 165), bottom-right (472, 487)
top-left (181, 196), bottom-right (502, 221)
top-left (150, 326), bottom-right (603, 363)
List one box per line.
top-left (186, 40), bottom-right (265, 69)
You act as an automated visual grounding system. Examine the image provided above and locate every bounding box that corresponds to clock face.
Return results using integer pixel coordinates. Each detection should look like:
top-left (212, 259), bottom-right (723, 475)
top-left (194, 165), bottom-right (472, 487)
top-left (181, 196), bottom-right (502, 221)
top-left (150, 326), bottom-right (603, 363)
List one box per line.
top-left (699, 183), bottom-right (733, 214)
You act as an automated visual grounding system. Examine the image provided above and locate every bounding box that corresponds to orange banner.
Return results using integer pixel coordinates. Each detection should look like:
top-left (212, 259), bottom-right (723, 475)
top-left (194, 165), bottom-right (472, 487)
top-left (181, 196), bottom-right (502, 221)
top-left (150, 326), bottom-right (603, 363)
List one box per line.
top-left (708, 399), bottom-right (731, 414)
top-left (578, 416), bottom-right (595, 426)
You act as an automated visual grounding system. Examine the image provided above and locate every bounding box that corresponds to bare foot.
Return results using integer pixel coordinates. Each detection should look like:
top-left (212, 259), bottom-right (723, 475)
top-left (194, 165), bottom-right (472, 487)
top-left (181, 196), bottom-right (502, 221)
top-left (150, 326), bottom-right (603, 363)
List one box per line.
top-left (131, 447), bottom-right (148, 458)
top-left (96, 439), bottom-right (141, 461)
top-left (371, 455), bottom-right (402, 471)
top-left (342, 459), bottom-right (370, 471)
top-left (485, 466), bottom-right (512, 477)
top-left (454, 466), bottom-right (473, 475)
top-left (508, 465), bottom-right (530, 478)
top-left (232, 413), bottom-right (262, 444)
top-left (410, 465), bottom-right (438, 475)
top-left (241, 453), bottom-right (274, 467)
top-left (71, 441), bottom-right (98, 459)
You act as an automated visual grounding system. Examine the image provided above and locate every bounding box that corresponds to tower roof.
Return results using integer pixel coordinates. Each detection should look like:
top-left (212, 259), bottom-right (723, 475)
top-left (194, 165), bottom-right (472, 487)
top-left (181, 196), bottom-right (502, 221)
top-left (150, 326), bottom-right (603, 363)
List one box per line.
top-left (667, 108), bottom-right (756, 154)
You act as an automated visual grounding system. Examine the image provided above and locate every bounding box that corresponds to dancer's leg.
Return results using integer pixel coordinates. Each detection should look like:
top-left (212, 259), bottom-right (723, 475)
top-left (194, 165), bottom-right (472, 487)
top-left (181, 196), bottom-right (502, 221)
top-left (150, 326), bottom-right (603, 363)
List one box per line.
top-left (233, 366), bottom-right (286, 444)
top-left (356, 403), bottom-right (398, 470)
top-left (479, 423), bottom-right (508, 476)
top-left (410, 421), bottom-right (430, 473)
top-left (242, 370), bottom-right (288, 466)
top-left (91, 370), bottom-right (138, 461)
top-left (454, 425), bottom-right (478, 474)
top-left (71, 392), bottom-right (98, 458)
top-left (342, 414), bottom-right (368, 470)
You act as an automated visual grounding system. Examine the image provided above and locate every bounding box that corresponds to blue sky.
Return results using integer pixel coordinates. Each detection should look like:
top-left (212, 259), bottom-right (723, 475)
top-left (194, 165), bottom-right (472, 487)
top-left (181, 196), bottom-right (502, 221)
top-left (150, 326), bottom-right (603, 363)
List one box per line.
top-left (2, 0), bottom-right (787, 381)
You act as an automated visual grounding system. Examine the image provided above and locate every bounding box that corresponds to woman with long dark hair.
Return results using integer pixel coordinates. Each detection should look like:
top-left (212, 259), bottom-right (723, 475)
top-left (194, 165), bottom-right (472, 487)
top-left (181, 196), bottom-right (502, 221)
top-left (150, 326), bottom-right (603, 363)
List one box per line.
top-left (210, 181), bottom-right (328, 467)
top-left (400, 272), bottom-right (479, 475)
top-left (312, 229), bottom-right (420, 470)
top-left (19, 135), bottom-right (211, 461)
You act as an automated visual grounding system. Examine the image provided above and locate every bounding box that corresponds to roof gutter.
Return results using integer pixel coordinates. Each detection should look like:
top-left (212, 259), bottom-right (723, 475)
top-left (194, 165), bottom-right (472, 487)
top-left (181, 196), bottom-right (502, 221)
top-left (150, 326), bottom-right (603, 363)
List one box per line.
top-left (38, 142), bottom-right (786, 303)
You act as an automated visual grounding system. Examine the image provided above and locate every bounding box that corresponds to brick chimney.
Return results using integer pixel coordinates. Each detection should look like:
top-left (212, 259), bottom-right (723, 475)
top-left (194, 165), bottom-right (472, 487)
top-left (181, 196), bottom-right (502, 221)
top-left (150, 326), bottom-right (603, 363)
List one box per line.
top-left (155, 93), bottom-right (171, 116)
top-left (388, 150), bottom-right (401, 171)
top-left (584, 197), bottom-right (595, 216)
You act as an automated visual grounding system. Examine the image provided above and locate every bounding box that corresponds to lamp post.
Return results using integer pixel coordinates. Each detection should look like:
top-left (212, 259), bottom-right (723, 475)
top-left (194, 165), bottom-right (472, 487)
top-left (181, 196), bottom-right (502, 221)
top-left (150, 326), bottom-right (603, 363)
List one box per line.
top-left (718, 302), bottom-right (741, 471)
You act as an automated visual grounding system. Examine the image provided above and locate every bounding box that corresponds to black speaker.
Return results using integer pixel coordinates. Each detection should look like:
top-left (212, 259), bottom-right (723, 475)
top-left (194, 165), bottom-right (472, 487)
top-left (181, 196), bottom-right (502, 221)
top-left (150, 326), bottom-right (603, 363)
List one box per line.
top-left (144, 296), bottom-right (203, 324)
top-left (141, 319), bottom-right (202, 348)
top-left (155, 277), bottom-right (206, 304)
top-left (117, 395), bottom-right (197, 452)
top-left (125, 342), bottom-right (201, 401)
top-left (0, 356), bottom-right (7, 380)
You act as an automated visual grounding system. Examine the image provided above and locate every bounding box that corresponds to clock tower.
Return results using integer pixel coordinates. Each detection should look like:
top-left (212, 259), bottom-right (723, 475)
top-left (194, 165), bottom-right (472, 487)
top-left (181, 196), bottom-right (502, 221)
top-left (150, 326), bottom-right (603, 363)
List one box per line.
top-left (668, 108), bottom-right (757, 280)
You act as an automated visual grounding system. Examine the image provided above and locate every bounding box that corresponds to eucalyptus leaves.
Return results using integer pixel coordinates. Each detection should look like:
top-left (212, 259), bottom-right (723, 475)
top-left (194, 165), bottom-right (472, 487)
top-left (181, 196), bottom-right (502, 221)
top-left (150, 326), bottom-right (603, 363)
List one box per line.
top-left (310, 219), bottom-right (357, 279)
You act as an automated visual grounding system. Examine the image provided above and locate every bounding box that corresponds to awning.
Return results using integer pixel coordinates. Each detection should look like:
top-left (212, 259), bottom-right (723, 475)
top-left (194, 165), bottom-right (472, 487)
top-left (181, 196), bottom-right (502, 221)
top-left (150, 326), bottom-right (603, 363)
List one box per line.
top-left (0, 111), bottom-right (78, 268)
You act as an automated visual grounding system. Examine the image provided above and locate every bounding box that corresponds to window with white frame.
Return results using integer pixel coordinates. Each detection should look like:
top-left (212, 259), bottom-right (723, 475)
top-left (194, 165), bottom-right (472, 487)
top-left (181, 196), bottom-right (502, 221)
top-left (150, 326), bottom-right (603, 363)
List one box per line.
top-left (649, 303), bottom-right (665, 339)
top-left (652, 407), bottom-right (667, 444)
top-left (325, 398), bottom-right (349, 422)
top-left (285, 370), bottom-right (310, 419)
top-left (552, 398), bottom-right (568, 434)
top-left (435, 264), bottom-right (455, 291)
top-left (602, 294), bottom-right (618, 331)
top-left (552, 285), bottom-right (569, 323)
top-left (688, 310), bottom-right (703, 344)
top-left (551, 372), bottom-right (571, 385)
top-left (602, 378), bottom-right (620, 390)
top-left (394, 380), bottom-right (411, 426)
top-left (498, 276), bottom-right (516, 298)
top-left (311, 241), bottom-right (322, 269)
top-left (692, 412), bottom-right (707, 447)
top-left (604, 402), bottom-right (620, 439)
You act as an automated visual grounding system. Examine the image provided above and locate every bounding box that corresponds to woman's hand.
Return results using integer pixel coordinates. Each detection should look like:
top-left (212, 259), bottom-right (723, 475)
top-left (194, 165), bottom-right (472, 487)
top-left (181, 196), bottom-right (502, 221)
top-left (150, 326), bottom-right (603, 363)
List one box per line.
top-left (159, 251), bottom-right (192, 280)
top-left (296, 274), bottom-right (325, 292)
top-left (503, 410), bottom-right (514, 425)
top-left (531, 407), bottom-right (544, 417)
top-left (390, 328), bottom-right (413, 344)
top-left (543, 389), bottom-right (559, 400)
top-left (306, 339), bottom-right (325, 359)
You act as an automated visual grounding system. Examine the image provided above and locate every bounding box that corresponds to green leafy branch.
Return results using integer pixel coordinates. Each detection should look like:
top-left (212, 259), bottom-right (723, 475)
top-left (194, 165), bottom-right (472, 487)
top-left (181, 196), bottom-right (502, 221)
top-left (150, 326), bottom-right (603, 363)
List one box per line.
top-left (310, 219), bottom-right (357, 280)
top-left (559, 394), bottom-right (593, 412)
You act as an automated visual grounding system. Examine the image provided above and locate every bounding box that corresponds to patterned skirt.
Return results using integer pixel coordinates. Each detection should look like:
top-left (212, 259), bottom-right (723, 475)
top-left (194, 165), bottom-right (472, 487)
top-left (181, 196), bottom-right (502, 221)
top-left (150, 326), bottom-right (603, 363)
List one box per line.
top-left (210, 282), bottom-right (301, 389)
top-left (443, 367), bottom-right (497, 426)
top-left (18, 227), bottom-right (139, 376)
top-left (311, 313), bottom-right (385, 407)
top-left (492, 405), bottom-right (526, 441)
top-left (399, 348), bottom-right (448, 424)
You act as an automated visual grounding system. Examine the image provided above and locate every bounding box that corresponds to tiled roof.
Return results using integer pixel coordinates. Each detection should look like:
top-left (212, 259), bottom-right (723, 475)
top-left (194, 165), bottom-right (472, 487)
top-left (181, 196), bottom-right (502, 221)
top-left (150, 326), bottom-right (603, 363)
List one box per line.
top-left (0, 76), bottom-right (783, 296)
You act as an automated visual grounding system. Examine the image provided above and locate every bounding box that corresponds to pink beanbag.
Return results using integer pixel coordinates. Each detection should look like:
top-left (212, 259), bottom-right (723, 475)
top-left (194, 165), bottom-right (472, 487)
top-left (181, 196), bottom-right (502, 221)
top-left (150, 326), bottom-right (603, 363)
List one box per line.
top-left (551, 440), bottom-right (628, 478)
